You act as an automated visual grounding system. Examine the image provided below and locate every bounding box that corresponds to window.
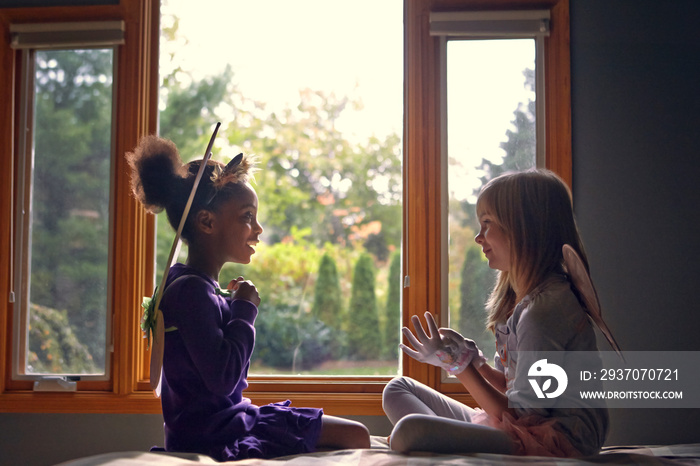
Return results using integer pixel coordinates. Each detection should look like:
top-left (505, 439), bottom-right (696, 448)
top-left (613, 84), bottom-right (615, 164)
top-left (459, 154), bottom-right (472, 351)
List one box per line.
top-left (403, 0), bottom-right (571, 403)
top-left (158, 0), bottom-right (403, 381)
top-left (1, 1), bottom-right (160, 411)
top-left (433, 11), bottom-right (549, 383)
top-left (10, 24), bottom-right (121, 387)
top-left (0, 0), bottom-right (570, 415)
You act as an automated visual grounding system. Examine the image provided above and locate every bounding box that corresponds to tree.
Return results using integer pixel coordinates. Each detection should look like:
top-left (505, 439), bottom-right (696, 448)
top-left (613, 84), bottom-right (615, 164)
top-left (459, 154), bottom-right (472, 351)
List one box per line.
top-left (477, 68), bottom-right (536, 185)
top-left (458, 245), bottom-right (496, 362)
top-left (383, 250), bottom-right (402, 360)
top-left (347, 253), bottom-right (382, 360)
top-left (311, 253), bottom-right (343, 330)
top-left (246, 90), bottom-right (402, 250)
top-left (31, 48), bottom-right (114, 371)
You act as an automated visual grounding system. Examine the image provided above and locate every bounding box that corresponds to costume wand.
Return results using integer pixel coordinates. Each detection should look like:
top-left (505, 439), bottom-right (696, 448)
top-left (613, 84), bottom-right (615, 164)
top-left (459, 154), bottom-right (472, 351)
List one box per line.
top-left (148, 122), bottom-right (221, 395)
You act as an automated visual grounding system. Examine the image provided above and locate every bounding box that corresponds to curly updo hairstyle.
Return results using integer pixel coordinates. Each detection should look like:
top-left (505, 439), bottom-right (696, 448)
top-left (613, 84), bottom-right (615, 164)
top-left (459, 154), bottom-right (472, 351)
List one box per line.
top-left (126, 135), bottom-right (254, 243)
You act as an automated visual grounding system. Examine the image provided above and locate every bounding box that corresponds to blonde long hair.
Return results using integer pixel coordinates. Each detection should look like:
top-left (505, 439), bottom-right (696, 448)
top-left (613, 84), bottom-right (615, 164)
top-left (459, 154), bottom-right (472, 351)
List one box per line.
top-left (477, 169), bottom-right (588, 331)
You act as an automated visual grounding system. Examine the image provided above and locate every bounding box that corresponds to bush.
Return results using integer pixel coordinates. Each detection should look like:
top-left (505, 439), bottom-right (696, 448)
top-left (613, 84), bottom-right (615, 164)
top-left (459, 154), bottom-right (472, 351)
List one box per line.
top-left (252, 303), bottom-right (337, 371)
top-left (28, 303), bottom-right (98, 374)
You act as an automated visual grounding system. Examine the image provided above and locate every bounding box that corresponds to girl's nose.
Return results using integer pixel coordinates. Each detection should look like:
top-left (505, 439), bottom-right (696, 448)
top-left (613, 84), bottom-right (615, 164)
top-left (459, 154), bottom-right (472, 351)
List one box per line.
top-left (475, 231), bottom-right (484, 245)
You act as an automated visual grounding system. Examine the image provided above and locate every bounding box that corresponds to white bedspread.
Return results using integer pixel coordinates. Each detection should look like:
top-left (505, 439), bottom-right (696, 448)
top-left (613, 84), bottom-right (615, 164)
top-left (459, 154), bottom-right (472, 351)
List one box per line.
top-left (56, 438), bottom-right (700, 465)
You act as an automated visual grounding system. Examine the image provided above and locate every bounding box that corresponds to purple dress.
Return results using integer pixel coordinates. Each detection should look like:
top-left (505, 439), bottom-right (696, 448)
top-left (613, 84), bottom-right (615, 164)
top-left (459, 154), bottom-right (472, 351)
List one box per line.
top-left (158, 263), bottom-right (323, 461)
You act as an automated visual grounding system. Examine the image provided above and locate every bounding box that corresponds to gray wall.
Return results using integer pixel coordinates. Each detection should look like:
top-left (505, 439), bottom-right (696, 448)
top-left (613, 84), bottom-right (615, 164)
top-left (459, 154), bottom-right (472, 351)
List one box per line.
top-left (2, 1), bottom-right (700, 464)
top-left (570, 0), bottom-right (700, 445)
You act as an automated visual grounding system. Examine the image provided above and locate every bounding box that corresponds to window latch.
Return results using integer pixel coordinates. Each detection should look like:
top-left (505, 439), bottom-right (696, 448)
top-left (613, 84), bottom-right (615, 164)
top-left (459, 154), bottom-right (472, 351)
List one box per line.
top-left (33, 376), bottom-right (79, 392)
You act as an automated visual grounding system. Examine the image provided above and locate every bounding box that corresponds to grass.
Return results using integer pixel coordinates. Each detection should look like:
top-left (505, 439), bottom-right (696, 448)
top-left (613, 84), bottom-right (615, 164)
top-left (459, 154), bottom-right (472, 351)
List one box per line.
top-left (250, 359), bottom-right (400, 377)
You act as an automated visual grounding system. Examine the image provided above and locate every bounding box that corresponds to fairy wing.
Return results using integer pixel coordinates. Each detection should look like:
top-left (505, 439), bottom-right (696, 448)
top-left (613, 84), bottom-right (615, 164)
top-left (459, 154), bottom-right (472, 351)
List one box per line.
top-left (562, 244), bottom-right (624, 360)
top-left (148, 122), bottom-right (221, 395)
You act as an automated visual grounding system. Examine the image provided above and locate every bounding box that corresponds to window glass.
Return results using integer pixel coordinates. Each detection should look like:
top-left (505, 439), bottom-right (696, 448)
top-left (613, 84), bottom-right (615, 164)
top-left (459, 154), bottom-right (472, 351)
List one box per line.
top-left (17, 48), bottom-right (114, 377)
top-left (158, 0), bottom-right (403, 376)
top-left (446, 39), bottom-right (536, 363)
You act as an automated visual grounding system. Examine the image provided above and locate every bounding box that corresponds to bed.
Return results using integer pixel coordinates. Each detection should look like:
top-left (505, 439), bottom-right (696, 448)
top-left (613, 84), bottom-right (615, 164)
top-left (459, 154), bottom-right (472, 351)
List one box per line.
top-left (57, 437), bottom-right (700, 465)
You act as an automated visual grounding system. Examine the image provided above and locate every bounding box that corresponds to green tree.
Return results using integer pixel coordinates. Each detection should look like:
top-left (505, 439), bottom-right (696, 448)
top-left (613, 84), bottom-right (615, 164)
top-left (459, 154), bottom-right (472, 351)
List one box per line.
top-left (383, 250), bottom-right (402, 360)
top-left (458, 245), bottom-right (496, 362)
top-left (346, 253), bottom-right (382, 360)
top-left (31, 48), bottom-right (114, 371)
top-left (478, 68), bottom-right (536, 184)
top-left (236, 89), bottom-right (402, 250)
top-left (311, 253), bottom-right (343, 330)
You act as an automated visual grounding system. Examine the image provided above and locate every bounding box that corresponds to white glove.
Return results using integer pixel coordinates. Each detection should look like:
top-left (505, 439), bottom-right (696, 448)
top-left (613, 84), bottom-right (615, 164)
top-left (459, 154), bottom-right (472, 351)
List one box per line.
top-left (439, 328), bottom-right (486, 371)
top-left (400, 312), bottom-right (484, 375)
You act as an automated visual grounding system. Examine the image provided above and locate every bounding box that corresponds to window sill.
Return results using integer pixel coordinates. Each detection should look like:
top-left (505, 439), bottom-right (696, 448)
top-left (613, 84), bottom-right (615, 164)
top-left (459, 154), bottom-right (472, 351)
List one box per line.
top-left (0, 385), bottom-right (476, 415)
top-left (0, 382), bottom-right (391, 415)
top-left (0, 390), bottom-right (162, 414)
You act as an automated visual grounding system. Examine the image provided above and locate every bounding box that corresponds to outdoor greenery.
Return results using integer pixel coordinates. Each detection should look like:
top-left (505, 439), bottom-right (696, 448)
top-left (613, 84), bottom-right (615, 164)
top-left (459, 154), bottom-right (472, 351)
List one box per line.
top-left (27, 48), bottom-right (113, 374)
top-left (24, 12), bottom-right (535, 376)
top-left (383, 251), bottom-right (402, 361)
top-left (447, 66), bottom-right (536, 362)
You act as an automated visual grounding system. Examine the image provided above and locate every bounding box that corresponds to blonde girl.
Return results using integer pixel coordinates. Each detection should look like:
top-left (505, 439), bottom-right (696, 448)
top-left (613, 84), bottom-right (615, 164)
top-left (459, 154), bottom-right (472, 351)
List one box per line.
top-left (383, 169), bottom-right (609, 457)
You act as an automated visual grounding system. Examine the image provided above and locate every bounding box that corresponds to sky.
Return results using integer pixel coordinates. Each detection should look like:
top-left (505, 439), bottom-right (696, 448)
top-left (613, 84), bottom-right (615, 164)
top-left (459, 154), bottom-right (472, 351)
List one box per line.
top-left (161, 0), bottom-right (403, 142)
top-left (161, 0), bottom-right (534, 201)
top-left (447, 39), bottom-right (536, 201)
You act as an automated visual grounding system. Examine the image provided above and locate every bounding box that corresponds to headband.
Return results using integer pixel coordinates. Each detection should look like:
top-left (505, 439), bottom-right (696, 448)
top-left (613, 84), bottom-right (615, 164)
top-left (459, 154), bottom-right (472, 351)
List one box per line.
top-left (205, 152), bottom-right (258, 205)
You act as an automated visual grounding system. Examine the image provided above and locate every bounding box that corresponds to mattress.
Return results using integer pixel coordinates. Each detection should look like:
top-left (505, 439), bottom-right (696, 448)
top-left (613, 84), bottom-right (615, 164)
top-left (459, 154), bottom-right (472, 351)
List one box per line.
top-left (56, 437), bottom-right (700, 465)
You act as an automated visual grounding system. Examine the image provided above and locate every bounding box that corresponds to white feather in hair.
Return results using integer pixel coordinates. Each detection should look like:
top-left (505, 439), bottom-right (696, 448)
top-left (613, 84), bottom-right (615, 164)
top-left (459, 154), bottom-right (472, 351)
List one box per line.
top-left (562, 244), bottom-right (624, 361)
top-left (211, 152), bottom-right (258, 189)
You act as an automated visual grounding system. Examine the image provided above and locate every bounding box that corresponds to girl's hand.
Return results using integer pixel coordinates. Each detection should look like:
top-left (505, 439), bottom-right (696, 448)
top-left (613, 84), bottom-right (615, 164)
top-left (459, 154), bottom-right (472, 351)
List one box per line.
top-left (439, 328), bottom-right (486, 370)
top-left (227, 277), bottom-right (261, 306)
top-left (400, 312), bottom-right (483, 374)
top-left (400, 312), bottom-right (445, 367)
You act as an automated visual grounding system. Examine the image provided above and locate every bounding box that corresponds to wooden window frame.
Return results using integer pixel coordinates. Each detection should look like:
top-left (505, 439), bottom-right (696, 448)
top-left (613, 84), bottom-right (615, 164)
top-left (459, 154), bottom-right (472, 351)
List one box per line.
top-left (0, 0), bottom-right (161, 413)
top-left (402, 0), bottom-right (571, 406)
top-left (0, 0), bottom-right (569, 415)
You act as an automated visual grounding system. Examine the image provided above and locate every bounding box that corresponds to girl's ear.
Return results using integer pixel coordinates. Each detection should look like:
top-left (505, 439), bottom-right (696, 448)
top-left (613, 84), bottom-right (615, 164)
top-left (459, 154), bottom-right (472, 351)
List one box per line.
top-left (194, 209), bottom-right (216, 235)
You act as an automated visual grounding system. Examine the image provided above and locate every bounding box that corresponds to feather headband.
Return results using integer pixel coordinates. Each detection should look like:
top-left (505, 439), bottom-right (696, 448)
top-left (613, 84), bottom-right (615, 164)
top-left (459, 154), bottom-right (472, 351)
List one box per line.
top-left (211, 152), bottom-right (257, 186)
top-left (206, 152), bottom-right (258, 204)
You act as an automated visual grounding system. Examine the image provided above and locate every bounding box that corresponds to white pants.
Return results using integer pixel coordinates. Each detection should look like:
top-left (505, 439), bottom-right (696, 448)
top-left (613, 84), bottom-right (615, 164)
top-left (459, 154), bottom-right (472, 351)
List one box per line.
top-left (382, 376), bottom-right (514, 455)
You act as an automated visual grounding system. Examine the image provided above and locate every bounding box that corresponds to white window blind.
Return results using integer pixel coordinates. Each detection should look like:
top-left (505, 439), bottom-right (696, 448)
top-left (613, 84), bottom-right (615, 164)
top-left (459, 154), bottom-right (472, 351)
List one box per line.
top-left (10, 21), bottom-right (125, 49)
top-left (430, 10), bottom-right (550, 38)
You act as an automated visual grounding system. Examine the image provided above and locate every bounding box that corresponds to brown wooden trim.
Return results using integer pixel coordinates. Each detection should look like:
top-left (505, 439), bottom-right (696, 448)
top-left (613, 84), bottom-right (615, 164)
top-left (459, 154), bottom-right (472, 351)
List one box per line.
top-left (0, 388), bottom-right (474, 416)
top-left (544, 0), bottom-right (572, 187)
top-left (0, 0), bottom-right (159, 405)
top-left (0, 391), bottom-right (387, 416)
top-left (0, 17), bottom-right (14, 396)
top-left (111, 0), bottom-right (160, 397)
top-left (403, 0), bottom-right (445, 390)
top-left (0, 391), bottom-right (162, 414)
